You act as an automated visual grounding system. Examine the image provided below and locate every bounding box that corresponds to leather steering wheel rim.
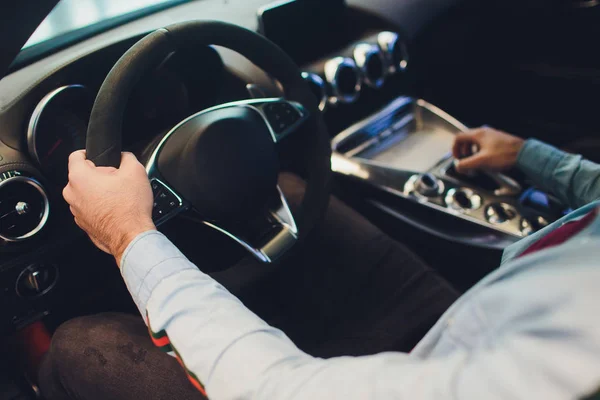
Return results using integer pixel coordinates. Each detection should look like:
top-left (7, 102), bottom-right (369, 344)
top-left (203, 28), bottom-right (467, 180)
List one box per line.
top-left (86, 20), bottom-right (331, 243)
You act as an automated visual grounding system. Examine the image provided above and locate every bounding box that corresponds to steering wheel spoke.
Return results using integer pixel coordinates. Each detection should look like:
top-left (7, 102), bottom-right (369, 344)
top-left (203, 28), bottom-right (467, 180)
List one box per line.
top-left (238, 98), bottom-right (310, 143)
top-left (189, 186), bottom-right (298, 263)
top-left (147, 171), bottom-right (298, 263)
top-left (152, 98), bottom-right (309, 144)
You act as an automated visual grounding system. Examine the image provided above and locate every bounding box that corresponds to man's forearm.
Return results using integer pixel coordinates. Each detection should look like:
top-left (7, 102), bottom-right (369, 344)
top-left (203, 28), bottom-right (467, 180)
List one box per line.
top-left (119, 231), bottom-right (590, 399)
top-left (517, 139), bottom-right (600, 209)
top-left (119, 231), bottom-right (456, 399)
top-left (120, 231), bottom-right (312, 396)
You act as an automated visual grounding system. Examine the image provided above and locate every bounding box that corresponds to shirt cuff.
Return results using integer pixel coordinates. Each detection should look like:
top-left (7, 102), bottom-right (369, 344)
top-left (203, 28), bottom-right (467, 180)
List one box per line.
top-left (516, 139), bottom-right (566, 188)
top-left (120, 230), bottom-right (197, 318)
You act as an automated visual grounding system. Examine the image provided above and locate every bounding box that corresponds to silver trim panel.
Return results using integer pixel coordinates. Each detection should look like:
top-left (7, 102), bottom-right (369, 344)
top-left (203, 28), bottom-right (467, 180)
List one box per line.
top-left (332, 153), bottom-right (526, 238)
top-left (331, 97), bottom-right (556, 239)
top-left (200, 187), bottom-right (298, 263)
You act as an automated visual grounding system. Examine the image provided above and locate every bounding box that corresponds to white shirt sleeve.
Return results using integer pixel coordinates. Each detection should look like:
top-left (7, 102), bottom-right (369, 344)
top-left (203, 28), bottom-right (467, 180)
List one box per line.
top-left (120, 230), bottom-right (600, 400)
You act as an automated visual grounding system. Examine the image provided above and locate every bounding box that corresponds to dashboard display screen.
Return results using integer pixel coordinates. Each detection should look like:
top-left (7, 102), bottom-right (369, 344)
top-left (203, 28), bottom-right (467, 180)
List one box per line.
top-left (258, 0), bottom-right (348, 64)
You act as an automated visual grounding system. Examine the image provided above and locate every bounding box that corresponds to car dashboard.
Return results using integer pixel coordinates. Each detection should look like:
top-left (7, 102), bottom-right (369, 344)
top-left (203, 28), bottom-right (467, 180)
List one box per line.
top-left (0, 0), bottom-right (570, 337)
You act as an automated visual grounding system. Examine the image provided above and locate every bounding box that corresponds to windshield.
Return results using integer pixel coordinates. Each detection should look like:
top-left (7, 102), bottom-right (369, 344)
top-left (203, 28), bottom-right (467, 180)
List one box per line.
top-left (23, 0), bottom-right (185, 49)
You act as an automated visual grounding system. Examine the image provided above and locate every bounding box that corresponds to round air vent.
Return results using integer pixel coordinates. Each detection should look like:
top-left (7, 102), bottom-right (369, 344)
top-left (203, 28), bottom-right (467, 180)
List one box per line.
top-left (353, 43), bottom-right (386, 89)
top-left (377, 31), bottom-right (409, 74)
top-left (301, 72), bottom-right (328, 112)
top-left (16, 263), bottom-right (59, 298)
top-left (324, 57), bottom-right (362, 105)
top-left (0, 174), bottom-right (49, 242)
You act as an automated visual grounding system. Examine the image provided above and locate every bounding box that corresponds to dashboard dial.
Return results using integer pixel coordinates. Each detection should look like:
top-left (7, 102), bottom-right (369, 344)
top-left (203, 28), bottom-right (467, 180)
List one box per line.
top-left (27, 85), bottom-right (93, 183)
top-left (0, 171), bottom-right (49, 242)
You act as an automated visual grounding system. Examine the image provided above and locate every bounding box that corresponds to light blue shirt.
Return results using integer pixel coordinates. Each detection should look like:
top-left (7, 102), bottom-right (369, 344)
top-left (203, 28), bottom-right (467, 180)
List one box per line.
top-left (121, 139), bottom-right (600, 399)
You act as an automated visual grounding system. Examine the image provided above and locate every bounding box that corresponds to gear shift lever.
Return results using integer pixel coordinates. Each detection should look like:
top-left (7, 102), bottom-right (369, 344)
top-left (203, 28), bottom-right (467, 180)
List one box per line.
top-left (452, 139), bottom-right (522, 197)
top-left (453, 143), bottom-right (480, 177)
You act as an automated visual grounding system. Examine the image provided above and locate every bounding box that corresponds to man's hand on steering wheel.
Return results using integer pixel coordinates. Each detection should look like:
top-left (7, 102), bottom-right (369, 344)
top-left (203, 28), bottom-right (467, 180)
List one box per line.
top-left (62, 150), bottom-right (156, 263)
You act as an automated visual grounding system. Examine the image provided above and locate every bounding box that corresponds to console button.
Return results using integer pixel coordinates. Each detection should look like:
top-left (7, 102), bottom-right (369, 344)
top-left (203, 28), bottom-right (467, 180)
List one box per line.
top-left (454, 191), bottom-right (471, 209)
top-left (445, 188), bottom-right (482, 211)
top-left (415, 173), bottom-right (440, 197)
top-left (520, 216), bottom-right (550, 236)
top-left (151, 179), bottom-right (181, 222)
top-left (263, 103), bottom-right (302, 134)
top-left (485, 203), bottom-right (517, 224)
top-left (520, 219), bottom-right (534, 236)
top-left (536, 216), bottom-right (549, 228)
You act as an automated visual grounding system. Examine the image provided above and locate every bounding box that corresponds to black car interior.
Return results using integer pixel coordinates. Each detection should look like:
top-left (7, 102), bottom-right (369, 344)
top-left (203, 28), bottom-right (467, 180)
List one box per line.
top-left (0, 0), bottom-right (599, 397)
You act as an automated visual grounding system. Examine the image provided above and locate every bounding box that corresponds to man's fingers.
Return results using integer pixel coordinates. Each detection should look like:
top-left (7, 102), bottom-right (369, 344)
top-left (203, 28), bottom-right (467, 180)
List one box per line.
top-left (96, 166), bottom-right (119, 174)
top-left (455, 152), bottom-right (488, 173)
top-left (460, 142), bottom-right (471, 158)
top-left (453, 132), bottom-right (478, 158)
top-left (120, 152), bottom-right (139, 167)
top-left (67, 150), bottom-right (93, 182)
top-left (119, 152), bottom-right (147, 177)
top-left (68, 150), bottom-right (88, 170)
top-left (63, 184), bottom-right (75, 205)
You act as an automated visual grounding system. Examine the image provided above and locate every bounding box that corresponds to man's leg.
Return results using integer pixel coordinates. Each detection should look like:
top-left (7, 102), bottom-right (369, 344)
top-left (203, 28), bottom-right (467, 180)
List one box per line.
top-left (38, 313), bottom-right (206, 400)
top-left (235, 173), bottom-right (461, 357)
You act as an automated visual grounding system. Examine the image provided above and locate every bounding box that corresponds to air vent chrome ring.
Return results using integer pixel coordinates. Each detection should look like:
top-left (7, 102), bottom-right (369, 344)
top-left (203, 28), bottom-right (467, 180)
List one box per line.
top-left (377, 31), bottom-right (409, 74)
top-left (353, 43), bottom-right (386, 89)
top-left (0, 176), bottom-right (50, 242)
top-left (324, 57), bottom-right (362, 105)
top-left (301, 72), bottom-right (328, 112)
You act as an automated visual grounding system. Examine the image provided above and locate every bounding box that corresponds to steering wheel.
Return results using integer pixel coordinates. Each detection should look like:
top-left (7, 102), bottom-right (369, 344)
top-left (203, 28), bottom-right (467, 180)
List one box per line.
top-left (85, 21), bottom-right (332, 263)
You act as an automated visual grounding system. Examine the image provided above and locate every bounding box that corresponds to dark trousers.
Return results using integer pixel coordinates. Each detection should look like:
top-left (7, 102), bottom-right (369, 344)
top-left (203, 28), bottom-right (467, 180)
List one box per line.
top-left (38, 174), bottom-right (460, 400)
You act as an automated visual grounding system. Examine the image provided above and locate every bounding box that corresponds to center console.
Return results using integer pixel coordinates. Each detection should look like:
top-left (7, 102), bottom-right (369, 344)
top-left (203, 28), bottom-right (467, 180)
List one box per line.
top-left (331, 97), bottom-right (566, 246)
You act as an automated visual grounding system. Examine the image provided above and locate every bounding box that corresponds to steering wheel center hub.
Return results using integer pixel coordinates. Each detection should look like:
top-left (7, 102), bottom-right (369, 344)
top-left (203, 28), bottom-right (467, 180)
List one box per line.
top-left (157, 106), bottom-right (279, 221)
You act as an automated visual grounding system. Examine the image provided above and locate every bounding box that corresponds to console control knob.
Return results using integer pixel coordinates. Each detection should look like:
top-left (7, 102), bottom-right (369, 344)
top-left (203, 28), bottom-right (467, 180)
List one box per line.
top-left (520, 219), bottom-right (534, 236)
top-left (485, 203), bottom-right (517, 224)
top-left (520, 216), bottom-right (550, 236)
top-left (445, 188), bottom-right (482, 211)
top-left (536, 216), bottom-right (549, 228)
top-left (415, 174), bottom-right (440, 197)
top-left (16, 264), bottom-right (58, 297)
